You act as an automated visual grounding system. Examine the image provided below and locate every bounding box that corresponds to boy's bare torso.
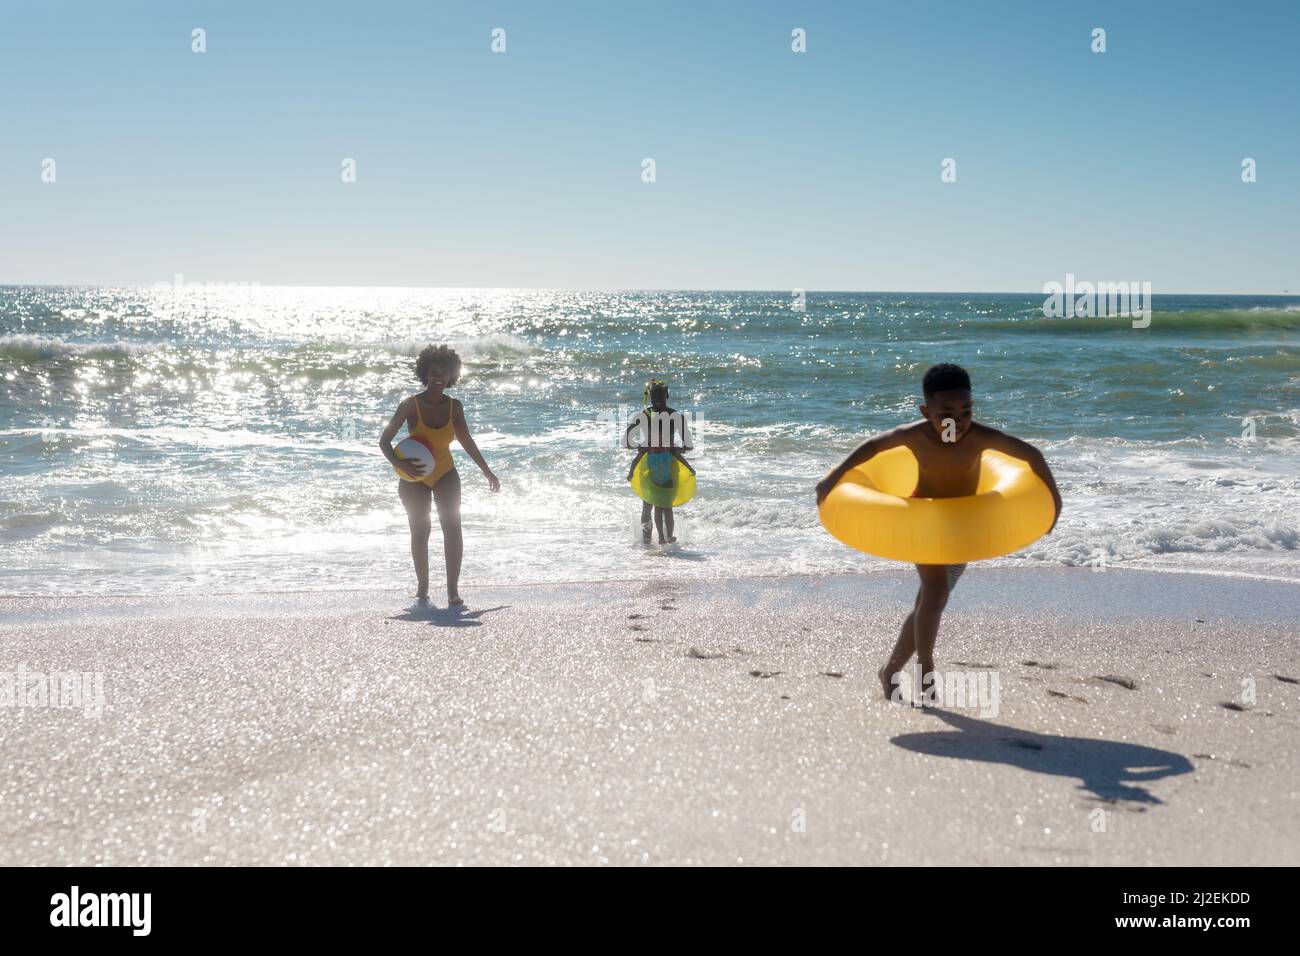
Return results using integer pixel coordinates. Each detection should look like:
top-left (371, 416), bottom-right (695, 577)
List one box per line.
top-left (899, 420), bottom-right (1002, 498)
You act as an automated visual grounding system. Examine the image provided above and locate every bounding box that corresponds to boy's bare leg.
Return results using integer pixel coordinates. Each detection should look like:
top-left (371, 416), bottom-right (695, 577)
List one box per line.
top-left (879, 594), bottom-right (920, 700)
top-left (640, 501), bottom-right (653, 543)
top-left (663, 506), bottom-right (675, 542)
top-left (912, 563), bottom-right (953, 688)
top-left (653, 506), bottom-right (667, 543)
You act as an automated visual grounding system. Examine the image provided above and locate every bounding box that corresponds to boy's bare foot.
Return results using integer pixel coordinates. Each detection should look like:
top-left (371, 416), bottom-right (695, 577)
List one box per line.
top-left (448, 595), bottom-right (465, 607)
top-left (878, 665), bottom-right (900, 701)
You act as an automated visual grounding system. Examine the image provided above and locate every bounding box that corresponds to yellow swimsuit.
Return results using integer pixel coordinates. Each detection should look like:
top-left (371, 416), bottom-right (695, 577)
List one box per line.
top-left (411, 396), bottom-right (457, 487)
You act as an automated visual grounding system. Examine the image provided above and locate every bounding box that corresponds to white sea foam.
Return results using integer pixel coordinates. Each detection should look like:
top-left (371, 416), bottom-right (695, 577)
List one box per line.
top-left (0, 334), bottom-right (153, 359)
top-left (375, 334), bottom-right (544, 360)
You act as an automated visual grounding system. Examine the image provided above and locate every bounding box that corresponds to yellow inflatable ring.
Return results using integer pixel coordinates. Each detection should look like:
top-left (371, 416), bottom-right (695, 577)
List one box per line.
top-left (629, 455), bottom-right (696, 507)
top-left (818, 446), bottom-right (1053, 563)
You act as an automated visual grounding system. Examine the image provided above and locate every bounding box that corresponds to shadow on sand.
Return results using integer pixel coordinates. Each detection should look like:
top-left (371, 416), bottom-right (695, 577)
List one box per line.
top-left (892, 709), bottom-right (1194, 805)
top-left (389, 604), bottom-right (510, 629)
top-left (644, 549), bottom-right (708, 562)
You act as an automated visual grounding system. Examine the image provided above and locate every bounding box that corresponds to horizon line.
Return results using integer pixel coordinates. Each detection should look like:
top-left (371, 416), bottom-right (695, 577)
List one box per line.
top-left (1, 283), bottom-right (1297, 297)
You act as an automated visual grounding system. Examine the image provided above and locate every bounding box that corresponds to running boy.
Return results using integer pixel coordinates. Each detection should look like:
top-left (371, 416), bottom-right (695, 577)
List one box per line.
top-left (815, 364), bottom-right (1062, 700)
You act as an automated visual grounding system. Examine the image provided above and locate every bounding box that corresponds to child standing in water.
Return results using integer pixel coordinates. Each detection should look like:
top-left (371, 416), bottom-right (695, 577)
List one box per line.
top-left (815, 364), bottom-right (1062, 700)
top-left (625, 378), bottom-right (694, 545)
top-left (380, 345), bottom-right (500, 606)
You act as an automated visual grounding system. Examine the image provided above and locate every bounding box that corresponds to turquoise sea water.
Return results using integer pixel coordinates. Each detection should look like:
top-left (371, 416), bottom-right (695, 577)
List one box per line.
top-left (1, 287), bottom-right (1297, 594)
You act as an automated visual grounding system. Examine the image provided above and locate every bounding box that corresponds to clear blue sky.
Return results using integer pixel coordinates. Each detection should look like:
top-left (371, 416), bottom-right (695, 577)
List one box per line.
top-left (1, 0), bottom-right (1296, 291)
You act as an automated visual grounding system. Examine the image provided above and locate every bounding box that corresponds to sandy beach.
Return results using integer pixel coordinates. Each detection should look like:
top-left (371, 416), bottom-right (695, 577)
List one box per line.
top-left (2, 567), bottom-right (1296, 866)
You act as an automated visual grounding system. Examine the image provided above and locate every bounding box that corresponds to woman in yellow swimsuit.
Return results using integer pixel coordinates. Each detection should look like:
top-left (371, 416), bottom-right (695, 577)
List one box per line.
top-left (380, 344), bottom-right (500, 606)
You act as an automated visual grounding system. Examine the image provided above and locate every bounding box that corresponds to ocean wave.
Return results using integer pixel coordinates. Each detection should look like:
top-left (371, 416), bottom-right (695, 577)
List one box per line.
top-left (0, 334), bottom-right (153, 360)
top-left (0, 332), bottom-right (544, 366)
top-left (1137, 521), bottom-right (1298, 554)
top-left (374, 334), bottom-right (544, 360)
top-left (693, 498), bottom-right (822, 531)
top-left (964, 309), bottom-right (1300, 334)
top-left (0, 424), bottom-right (382, 455)
top-left (1024, 516), bottom-right (1298, 570)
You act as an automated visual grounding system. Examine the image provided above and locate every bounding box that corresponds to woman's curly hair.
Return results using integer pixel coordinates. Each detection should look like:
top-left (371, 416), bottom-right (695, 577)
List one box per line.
top-left (414, 344), bottom-right (462, 387)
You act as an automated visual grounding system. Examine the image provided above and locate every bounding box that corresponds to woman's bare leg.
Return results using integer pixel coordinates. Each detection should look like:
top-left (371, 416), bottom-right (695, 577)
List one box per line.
top-left (433, 470), bottom-right (463, 603)
top-left (398, 479), bottom-right (432, 599)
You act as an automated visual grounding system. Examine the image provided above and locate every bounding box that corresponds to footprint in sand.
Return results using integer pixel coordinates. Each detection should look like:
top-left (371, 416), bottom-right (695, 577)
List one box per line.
top-left (1081, 795), bottom-right (1149, 814)
top-left (628, 613), bottom-right (648, 620)
top-left (1047, 689), bottom-right (1088, 703)
top-left (1217, 703), bottom-right (1274, 715)
top-left (1022, 660), bottom-right (1059, 670)
top-left (1193, 753), bottom-right (1252, 768)
top-left (749, 670), bottom-right (783, 679)
top-left (687, 647), bottom-right (726, 660)
top-left (1093, 675), bottom-right (1138, 690)
top-left (953, 661), bottom-right (996, 669)
top-left (1274, 674), bottom-right (1299, 685)
top-left (820, 671), bottom-right (844, 678)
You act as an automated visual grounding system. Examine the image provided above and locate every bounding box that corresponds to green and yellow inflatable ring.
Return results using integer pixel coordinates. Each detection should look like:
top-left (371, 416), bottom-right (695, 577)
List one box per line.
top-left (630, 456), bottom-right (697, 508)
